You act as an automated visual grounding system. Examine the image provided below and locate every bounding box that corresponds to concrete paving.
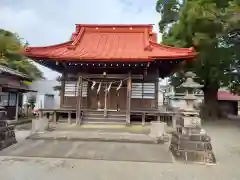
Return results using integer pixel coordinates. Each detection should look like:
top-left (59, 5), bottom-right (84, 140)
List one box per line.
top-left (1, 120), bottom-right (240, 179)
top-left (0, 155), bottom-right (239, 180)
top-left (15, 130), bottom-right (31, 142)
top-left (27, 130), bottom-right (161, 144)
top-left (0, 139), bottom-right (173, 163)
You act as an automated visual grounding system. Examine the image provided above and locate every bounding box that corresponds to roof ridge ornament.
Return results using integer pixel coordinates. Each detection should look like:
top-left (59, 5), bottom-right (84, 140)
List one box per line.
top-left (68, 27), bottom-right (85, 50)
top-left (143, 28), bottom-right (153, 51)
top-left (144, 44), bottom-right (153, 51)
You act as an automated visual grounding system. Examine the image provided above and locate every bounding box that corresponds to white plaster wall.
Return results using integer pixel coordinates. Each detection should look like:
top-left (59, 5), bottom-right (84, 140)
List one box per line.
top-left (158, 91), bottom-right (164, 106)
top-left (35, 94), bottom-right (45, 109)
top-left (22, 80), bottom-right (60, 109)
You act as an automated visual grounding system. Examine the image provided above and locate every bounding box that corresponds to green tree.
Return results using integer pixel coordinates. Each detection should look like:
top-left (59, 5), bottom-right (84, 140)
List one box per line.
top-left (156, 0), bottom-right (240, 119)
top-left (53, 75), bottom-right (62, 92)
top-left (27, 94), bottom-right (36, 109)
top-left (0, 29), bottom-right (43, 79)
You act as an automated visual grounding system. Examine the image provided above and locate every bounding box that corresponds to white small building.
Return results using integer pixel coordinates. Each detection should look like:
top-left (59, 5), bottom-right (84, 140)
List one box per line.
top-left (23, 80), bottom-right (60, 109)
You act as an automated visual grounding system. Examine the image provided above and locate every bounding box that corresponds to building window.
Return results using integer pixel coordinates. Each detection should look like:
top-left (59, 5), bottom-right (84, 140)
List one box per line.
top-left (142, 83), bottom-right (155, 99)
top-left (132, 83), bottom-right (142, 98)
top-left (9, 93), bottom-right (17, 106)
top-left (65, 81), bottom-right (77, 96)
top-left (132, 83), bottom-right (155, 99)
top-left (64, 81), bottom-right (88, 97)
top-left (82, 81), bottom-right (88, 97)
top-left (0, 92), bottom-right (9, 106)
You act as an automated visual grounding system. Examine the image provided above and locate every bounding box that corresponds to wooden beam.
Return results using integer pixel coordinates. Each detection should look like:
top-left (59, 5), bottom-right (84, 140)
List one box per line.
top-left (126, 72), bottom-right (132, 124)
top-left (79, 73), bottom-right (143, 80)
top-left (104, 84), bottom-right (108, 117)
top-left (155, 69), bottom-right (159, 110)
top-left (76, 76), bottom-right (83, 125)
top-left (142, 113), bottom-right (145, 126)
top-left (15, 93), bottom-right (19, 121)
top-left (53, 111), bottom-right (57, 123)
top-left (68, 112), bottom-right (72, 124)
top-left (60, 72), bottom-right (66, 107)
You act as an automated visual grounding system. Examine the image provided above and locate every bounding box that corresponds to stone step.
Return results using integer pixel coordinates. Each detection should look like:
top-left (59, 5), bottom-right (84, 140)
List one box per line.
top-left (82, 116), bottom-right (126, 122)
top-left (84, 111), bottom-right (126, 115)
top-left (83, 113), bottom-right (126, 117)
top-left (82, 121), bottom-right (126, 125)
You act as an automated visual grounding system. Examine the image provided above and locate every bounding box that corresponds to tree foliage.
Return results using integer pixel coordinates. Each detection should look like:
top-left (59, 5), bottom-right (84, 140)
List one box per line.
top-left (156, 0), bottom-right (240, 118)
top-left (0, 29), bottom-right (43, 79)
top-left (53, 75), bottom-right (62, 91)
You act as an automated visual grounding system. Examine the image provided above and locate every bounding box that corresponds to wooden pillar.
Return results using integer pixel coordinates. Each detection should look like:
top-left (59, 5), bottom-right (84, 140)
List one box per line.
top-left (155, 69), bottom-right (159, 110)
top-left (76, 76), bottom-right (83, 125)
top-left (172, 115), bottom-right (177, 129)
top-left (126, 72), bottom-right (132, 124)
top-left (15, 92), bottom-right (19, 121)
top-left (68, 112), bottom-right (72, 124)
top-left (53, 111), bottom-right (57, 123)
top-left (142, 113), bottom-right (145, 126)
top-left (104, 83), bottom-right (108, 117)
top-left (60, 72), bottom-right (66, 107)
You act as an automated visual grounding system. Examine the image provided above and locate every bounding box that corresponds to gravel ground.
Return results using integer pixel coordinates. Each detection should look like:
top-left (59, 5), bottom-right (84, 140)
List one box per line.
top-left (0, 120), bottom-right (240, 180)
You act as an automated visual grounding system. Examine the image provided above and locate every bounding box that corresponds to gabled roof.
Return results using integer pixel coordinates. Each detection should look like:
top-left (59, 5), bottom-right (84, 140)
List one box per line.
top-left (22, 24), bottom-right (196, 62)
top-left (0, 65), bottom-right (31, 80)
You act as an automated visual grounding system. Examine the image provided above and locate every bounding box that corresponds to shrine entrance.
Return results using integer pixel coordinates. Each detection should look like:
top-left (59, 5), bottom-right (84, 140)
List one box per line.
top-left (87, 83), bottom-right (126, 111)
top-left (107, 85), bottom-right (126, 111)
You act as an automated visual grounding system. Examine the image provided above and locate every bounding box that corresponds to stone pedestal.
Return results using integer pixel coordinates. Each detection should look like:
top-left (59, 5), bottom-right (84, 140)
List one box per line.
top-left (149, 121), bottom-right (167, 138)
top-left (0, 121), bottom-right (17, 150)
top-left (31, 118), bottom-right (49, 134)
top-left (182, 116), bottom-right (201, 128)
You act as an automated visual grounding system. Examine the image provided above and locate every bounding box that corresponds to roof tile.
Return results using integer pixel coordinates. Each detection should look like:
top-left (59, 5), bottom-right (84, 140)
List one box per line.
top-left (23, 24), bottom-right (196, 62)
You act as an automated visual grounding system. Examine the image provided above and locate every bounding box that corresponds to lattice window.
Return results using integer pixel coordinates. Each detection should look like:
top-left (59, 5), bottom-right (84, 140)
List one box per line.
top-left (65, 81), bottom-right (77, 97)
top-left (131, 83), bottom-right (142, 98)
top-left (143, 83), bottom-right (155, 99)
top-left (9, 93), bottom-right (17, 106)
top-left (131, 83), bottom-right (155, 99)
top-left (81, 81), bottom-right (88, 97)
top-left (64, 81), bottom-right (88, 97)
top-left (0, 92), bottom-right (9, 106)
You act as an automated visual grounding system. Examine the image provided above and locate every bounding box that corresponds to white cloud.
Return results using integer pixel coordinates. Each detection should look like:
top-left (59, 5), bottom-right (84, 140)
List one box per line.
top-left (0, 0), bottom-right (161, 80)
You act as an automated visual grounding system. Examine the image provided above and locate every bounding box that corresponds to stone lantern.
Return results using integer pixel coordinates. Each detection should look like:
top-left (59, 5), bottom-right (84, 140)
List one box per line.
top-left (179, 72), bottom-right (203, 127)
top-left (180, 72), bottom-right (203, 112)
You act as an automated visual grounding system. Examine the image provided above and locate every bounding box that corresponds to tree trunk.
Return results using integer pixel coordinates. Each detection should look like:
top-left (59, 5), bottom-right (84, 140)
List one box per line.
top-left (201, 86), bottom-right (220, 120)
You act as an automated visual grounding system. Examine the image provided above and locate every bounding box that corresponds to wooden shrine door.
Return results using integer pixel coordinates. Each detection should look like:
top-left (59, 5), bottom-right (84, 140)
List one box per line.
top-left (88, 87), bottom-right (105, 110)
top-left (108, 87), bottom-right (118, 111)
top-left (107, 86), bottom-right (126, 111)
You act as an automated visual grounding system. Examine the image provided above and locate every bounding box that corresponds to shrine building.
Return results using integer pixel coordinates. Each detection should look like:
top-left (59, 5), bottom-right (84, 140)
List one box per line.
top-left (22, 24), bottom-right (196, 124)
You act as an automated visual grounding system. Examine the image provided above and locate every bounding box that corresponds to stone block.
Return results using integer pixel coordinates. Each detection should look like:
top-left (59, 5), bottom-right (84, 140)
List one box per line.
top-left (31, 118), bottom-right (49, 134)
top-left (149, 121), bottom-right (167, 138)
top-left (183, 116), bottom-right (201, 128)
top-left (181, 127), bottom-right (205, 135)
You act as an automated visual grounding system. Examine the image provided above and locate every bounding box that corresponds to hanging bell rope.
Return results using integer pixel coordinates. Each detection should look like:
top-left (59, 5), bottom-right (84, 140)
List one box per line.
top-left (78, 76), bottom-right (130, 92)
top-left (91, 81), bottom-right (96, 90)
top-left (106, 82), bottom-right (112, 92)
top-left (116, 80), bottom-right (122, 91)
top-left (97, 82), bottom-right (102, 94)
top-left (81, 76), bottom-right (129, 84)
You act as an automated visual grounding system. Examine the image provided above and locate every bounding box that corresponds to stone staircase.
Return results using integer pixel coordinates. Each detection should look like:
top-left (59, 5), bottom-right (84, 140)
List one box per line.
top-left (82, 110), bottom-right (127, 124)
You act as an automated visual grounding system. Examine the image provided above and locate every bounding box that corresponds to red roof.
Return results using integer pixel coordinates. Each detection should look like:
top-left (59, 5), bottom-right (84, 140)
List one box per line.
top-left (22, 24), bottom-right (196, 62)
top-left (218, 91), bottom-right (240, 101)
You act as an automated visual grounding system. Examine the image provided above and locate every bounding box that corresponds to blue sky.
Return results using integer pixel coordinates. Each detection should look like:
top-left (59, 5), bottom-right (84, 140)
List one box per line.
top-left (0, 0), bottom-right (161, 80)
